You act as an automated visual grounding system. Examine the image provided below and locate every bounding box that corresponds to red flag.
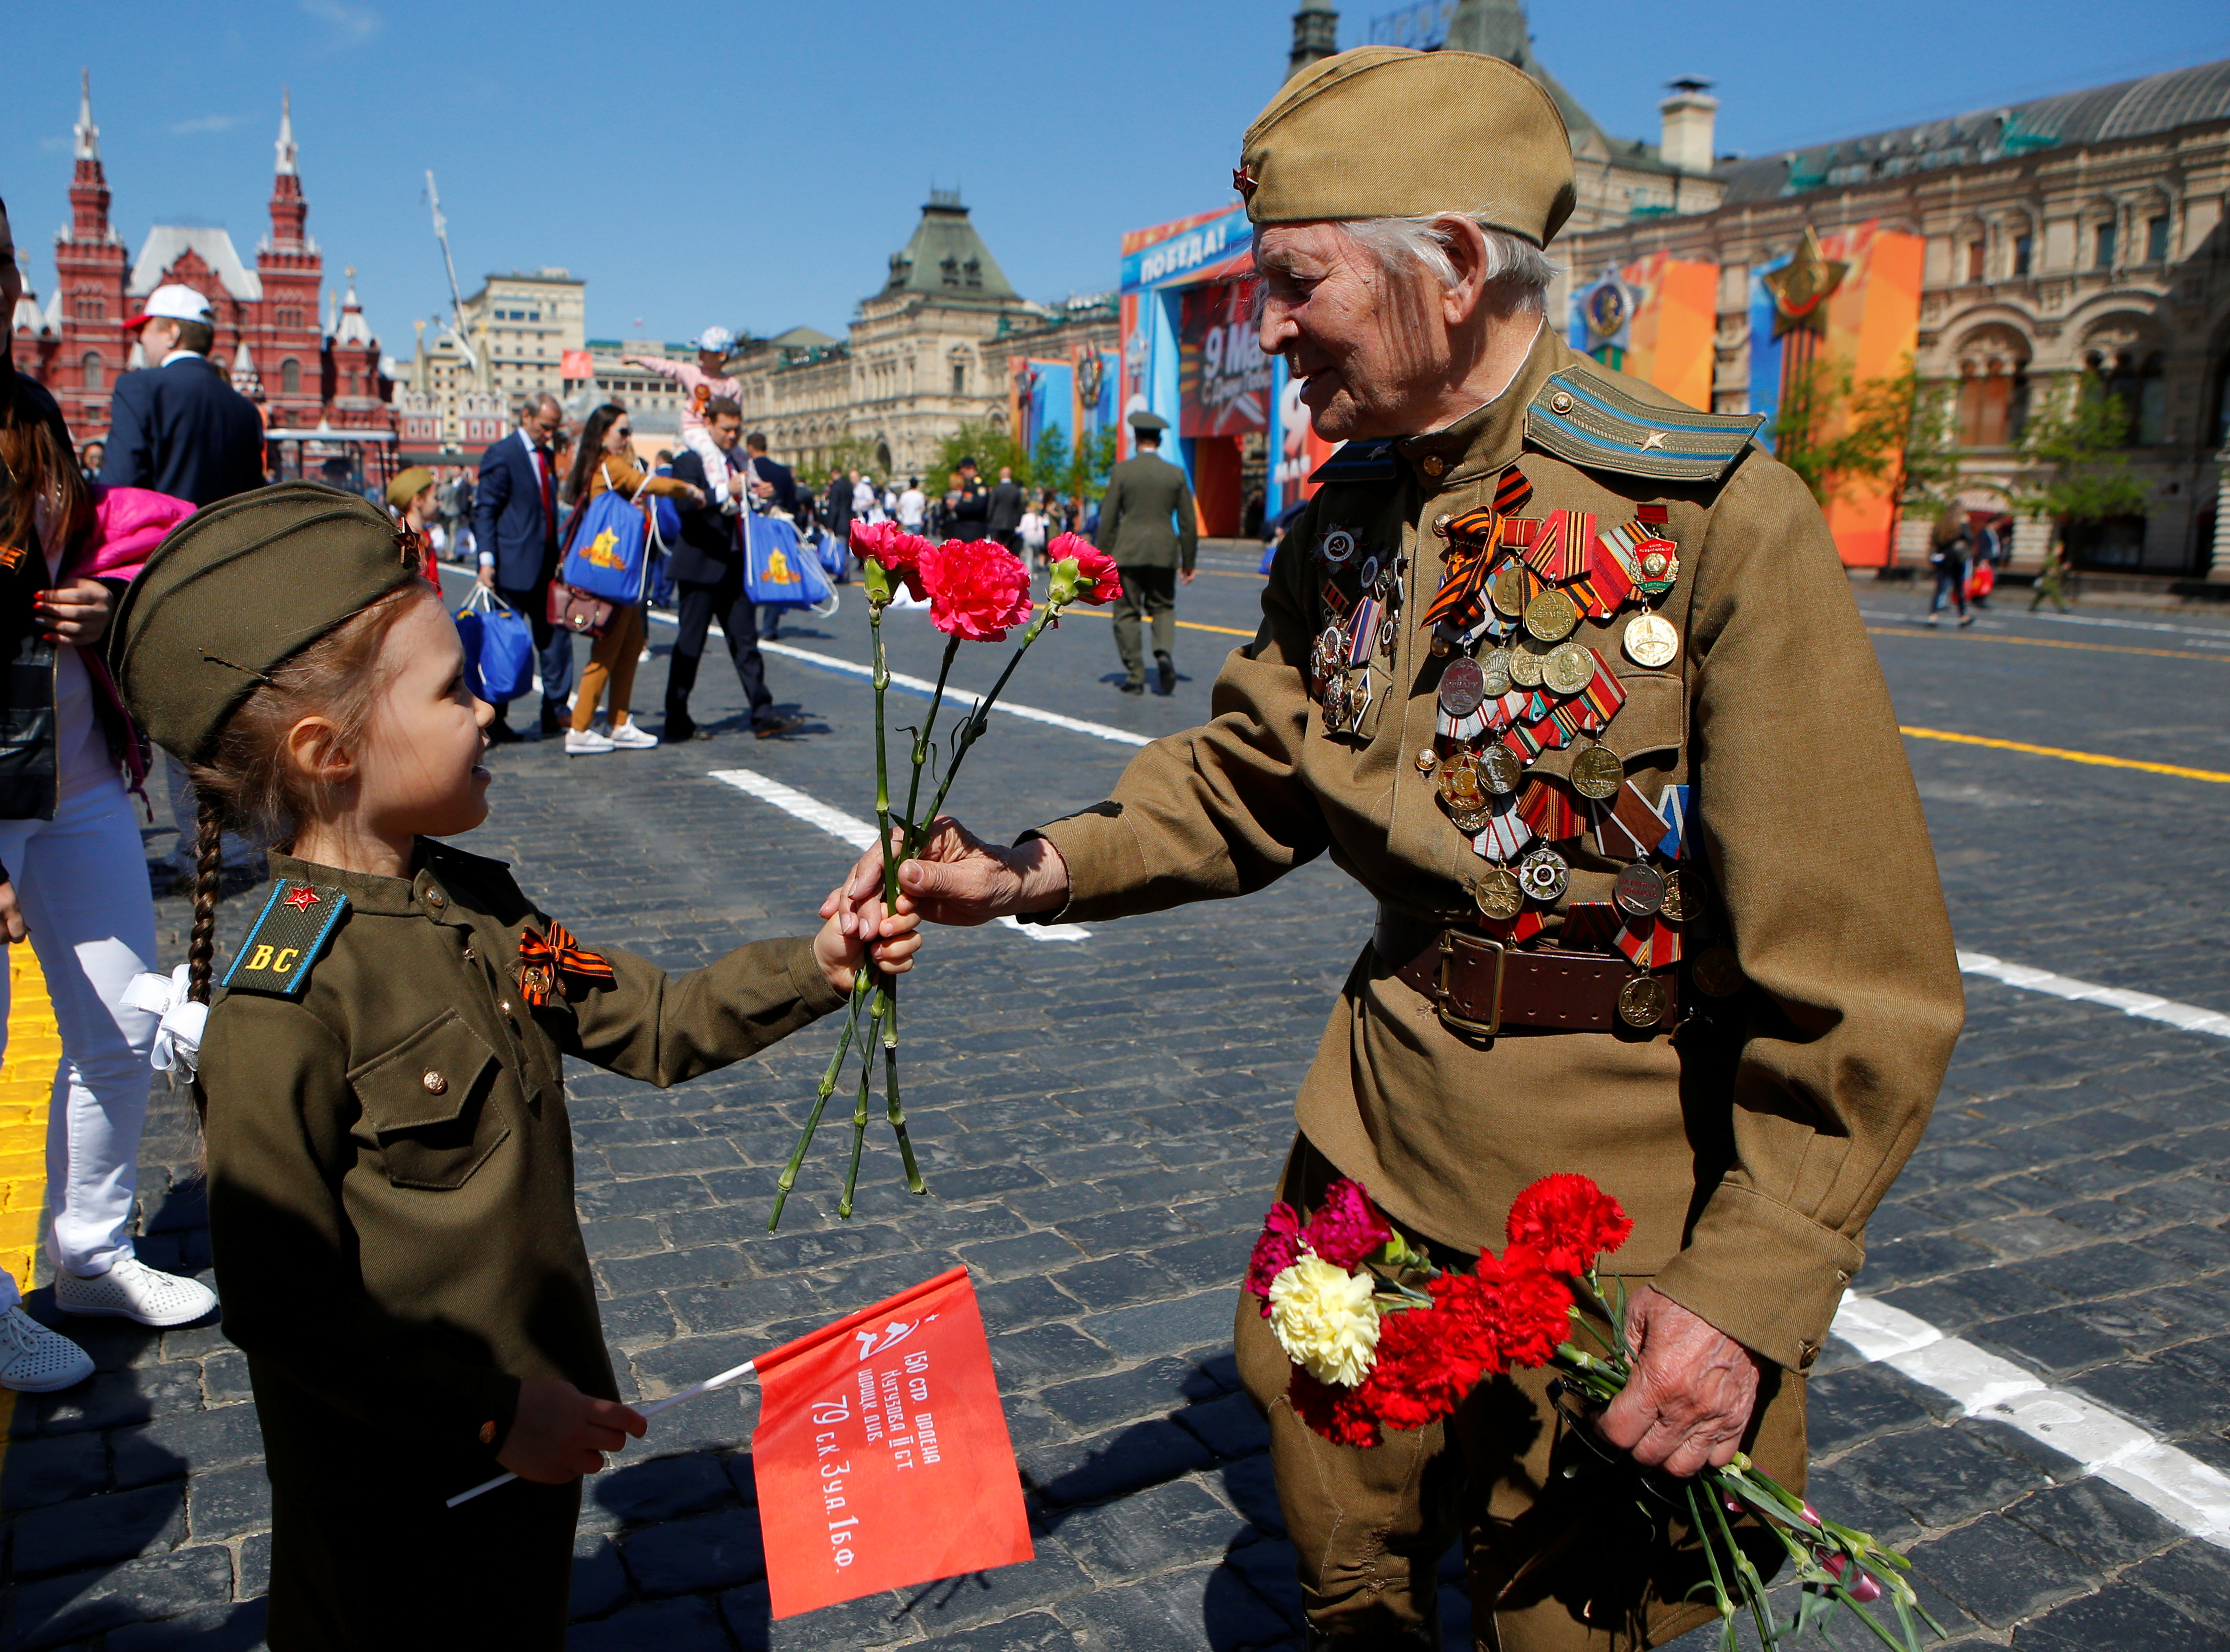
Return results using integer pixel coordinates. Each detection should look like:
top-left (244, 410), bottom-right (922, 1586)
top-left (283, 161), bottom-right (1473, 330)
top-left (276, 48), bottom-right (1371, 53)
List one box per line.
top-left (752, 1267), bottom-right (1032, 1620)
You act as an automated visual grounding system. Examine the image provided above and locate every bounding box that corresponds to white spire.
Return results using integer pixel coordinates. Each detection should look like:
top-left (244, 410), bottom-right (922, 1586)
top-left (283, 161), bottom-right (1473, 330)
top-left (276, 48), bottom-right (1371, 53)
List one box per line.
top-left (74, 68), bottom-right (100, 162)
top-left (275, 87), bottom-right (298, 176)
top-left (334, 264), bottom-right (374, 346)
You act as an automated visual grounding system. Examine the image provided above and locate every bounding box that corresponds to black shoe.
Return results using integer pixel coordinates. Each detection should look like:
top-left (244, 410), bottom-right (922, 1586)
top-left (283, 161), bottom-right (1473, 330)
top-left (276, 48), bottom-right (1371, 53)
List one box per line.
top-left (487, 720), bottom-right (524, 746)
top-left (661, 716), bottom-right (697, 743)
top-left (1155, 654), bottom-right (1176, 695)
top-left (539, 706), bottom-right (565, 738)
top-left (1120, 678), bottom-right (1145, 696)
top-left (754, 713), bottom-right (806, 739)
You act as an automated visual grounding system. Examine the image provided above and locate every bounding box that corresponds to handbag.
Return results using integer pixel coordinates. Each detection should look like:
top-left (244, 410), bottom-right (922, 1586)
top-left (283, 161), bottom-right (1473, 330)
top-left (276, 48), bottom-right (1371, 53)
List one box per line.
top-left (559, 461), bottom-right (655, 605)
top-left (455, 585), bottom-right (535, 704)
top-left (547, 580), bottom-right (614, 638)
top-left (743, 512), bottom-right (836, 611)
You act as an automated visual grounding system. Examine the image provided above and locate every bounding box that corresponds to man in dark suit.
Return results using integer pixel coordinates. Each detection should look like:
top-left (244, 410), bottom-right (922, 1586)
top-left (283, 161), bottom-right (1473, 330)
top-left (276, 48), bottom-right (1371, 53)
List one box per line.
top-left (99, 284), bottom-right (264, 507)
top-left (822, 471), bottom-right (854, 546)
top-left (1096, 409), bottom-right (1198, 695)
top-left (665, 402), bottom-right (804, 741)
top-left (473, 394), bottom-right (572, 741)
top-left (945, 456), bottom-right (991, 540)
top-left (986, 465), bottom-right (1024, 557)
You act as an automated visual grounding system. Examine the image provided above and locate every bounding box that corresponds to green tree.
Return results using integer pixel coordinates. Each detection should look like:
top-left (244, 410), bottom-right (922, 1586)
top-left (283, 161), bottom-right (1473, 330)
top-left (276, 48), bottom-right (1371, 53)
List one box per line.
top-left (1068, 427), bottom-right (1119, 501)
top-left (2006, 373), bottom-right (2149, 532)
top-left (1030, 426), bottom-right (1070, 496)
top-left (1772, 355), bottom-right (1935, 508)
top-left (926, 423), bottom-right (1024, 497)
top-left (799, 434), bottom-right (883, 491)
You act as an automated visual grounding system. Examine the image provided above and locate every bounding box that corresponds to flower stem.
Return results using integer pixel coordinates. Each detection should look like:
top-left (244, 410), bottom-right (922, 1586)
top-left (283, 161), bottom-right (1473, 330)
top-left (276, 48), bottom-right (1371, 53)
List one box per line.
top-left (902, 634), bottom-right (963, 844)
top-left (882, 980), bottom-right (923, 1193)
top-left (919, 608), bottom-right (1052, 840)
top-left (768, 977), bottom-right (866, 1230)
top-left (839, 987), bottom-right (887, 1219)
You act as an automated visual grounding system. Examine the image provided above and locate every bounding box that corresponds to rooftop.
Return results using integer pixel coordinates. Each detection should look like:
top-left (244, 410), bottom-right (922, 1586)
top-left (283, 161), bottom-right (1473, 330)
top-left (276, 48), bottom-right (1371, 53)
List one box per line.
top-left (880, 192), bottom-right (1020, 305)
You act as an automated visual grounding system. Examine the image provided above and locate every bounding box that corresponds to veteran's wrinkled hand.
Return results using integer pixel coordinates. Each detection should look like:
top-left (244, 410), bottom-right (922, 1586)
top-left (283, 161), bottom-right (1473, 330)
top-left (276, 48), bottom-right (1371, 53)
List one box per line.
top-left (1595, 1286), bottom-right (1762, 1479)
top-left (821, 815), bottom-right (1070, 929)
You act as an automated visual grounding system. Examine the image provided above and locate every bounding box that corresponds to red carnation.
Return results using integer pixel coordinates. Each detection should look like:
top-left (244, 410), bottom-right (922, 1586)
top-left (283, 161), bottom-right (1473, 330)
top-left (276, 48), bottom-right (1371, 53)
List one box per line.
top-left (1476, 1243), bottom-right (1578, 1369)
top-left (1505, 1173), bottom-right (1633, 1277)
top-left (1302, 1177), bottom-right (1393, 1271)
top-left (917, 537), bottom-right (1035, 641)
top-left (1048, 531), bottom-right (1123, 606)
top-left (1289, 1365), bottom-right (1385, 1448)
top-left (1245, 1202), bottom-right (1304, 1316)
top-left (849, 520), bottom-right (931, 599)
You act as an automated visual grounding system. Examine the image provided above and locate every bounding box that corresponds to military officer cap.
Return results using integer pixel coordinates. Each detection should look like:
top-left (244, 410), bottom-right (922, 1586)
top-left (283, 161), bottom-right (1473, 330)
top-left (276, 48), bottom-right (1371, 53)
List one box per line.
top-left (108, 482), bottom-right (431, 765)
top-left (1128, 409), bottom-right (1170, 433)
top-left (1236, 47), bottom-right (1577, 248)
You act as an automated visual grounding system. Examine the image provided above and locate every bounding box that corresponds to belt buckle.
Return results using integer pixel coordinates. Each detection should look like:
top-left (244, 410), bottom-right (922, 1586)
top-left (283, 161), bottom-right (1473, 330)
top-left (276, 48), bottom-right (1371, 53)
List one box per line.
top-left (1436, 930), bottom-right (1505, 1037)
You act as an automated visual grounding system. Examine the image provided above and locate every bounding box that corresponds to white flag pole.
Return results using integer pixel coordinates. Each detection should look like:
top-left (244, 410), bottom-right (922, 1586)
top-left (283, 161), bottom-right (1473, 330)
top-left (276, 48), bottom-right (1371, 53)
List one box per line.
top-left (445, 1357), bottom-right (759, 1509)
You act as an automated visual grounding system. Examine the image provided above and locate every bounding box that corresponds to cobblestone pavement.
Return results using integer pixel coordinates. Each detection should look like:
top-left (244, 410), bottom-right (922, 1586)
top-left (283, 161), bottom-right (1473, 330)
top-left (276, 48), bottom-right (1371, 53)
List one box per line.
top-left (2, 557), bottom-right (2226, 1650)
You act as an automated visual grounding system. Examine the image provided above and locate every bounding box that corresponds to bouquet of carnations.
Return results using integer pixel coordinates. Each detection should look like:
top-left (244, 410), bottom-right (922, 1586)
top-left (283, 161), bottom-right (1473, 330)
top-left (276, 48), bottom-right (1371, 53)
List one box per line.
top-left (1248, 1175), bottom-right (1940, 1650)
top-left (767, 525), bottom-right (1122, 1231)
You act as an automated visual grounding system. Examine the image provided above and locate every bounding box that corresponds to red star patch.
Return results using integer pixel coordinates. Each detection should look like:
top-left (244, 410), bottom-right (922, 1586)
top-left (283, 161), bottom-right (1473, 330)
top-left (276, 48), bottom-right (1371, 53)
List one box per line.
top-left (284, 885), bottom-right (319, 912)
top-left (1232, 165), bottom-right (1258, 200)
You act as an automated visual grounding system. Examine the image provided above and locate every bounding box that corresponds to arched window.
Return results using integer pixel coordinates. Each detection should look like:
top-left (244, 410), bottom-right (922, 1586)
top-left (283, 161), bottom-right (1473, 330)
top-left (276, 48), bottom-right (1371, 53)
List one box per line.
top-left (2087, 348), bottom-right (2166, 445)
top-left (80, 352), bottom-right (104, 393)
top-left (1952, 327), bottom-right (2032, 448)
top-left (281, 358), bottom-right (301, 396)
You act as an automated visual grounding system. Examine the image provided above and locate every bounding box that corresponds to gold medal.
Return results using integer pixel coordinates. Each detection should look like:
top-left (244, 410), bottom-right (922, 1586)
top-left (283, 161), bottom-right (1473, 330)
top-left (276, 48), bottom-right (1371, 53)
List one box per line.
top-left (1544, 641), bottom-right (1595, 696)
top-left (1569, 744), bottom-right (1623, 800)
top-left (1475, 865), bottom-right (1524, 921)
top-left (1523, 587), bottom-right (1579, 643)
top-left (1491, 563), bottom-right (1529, 618)
top-left (1437, 753), bottom-right (1487, 813)
top-left (1479, 649), bottom-right (1513, 698)
top-left (1616, 975), bottom-right (1669, 1028)
top-left (1691, 946), bottom-right (1743, 997)
top-left (1659, 868), bottom-right (1689, 922)
top-left (1509, 644), bottom-right (1548, 690)
top-left (1623, 612), bottom-right (1680, 669)
top-left (1477, 744), bottom-right (1521, 795)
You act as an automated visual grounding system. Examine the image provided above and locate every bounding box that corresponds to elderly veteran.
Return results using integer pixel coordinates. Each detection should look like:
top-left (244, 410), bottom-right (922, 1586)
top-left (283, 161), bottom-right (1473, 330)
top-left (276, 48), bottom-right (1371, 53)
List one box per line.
top-left (833, 46), bottom-right (1962, 1650)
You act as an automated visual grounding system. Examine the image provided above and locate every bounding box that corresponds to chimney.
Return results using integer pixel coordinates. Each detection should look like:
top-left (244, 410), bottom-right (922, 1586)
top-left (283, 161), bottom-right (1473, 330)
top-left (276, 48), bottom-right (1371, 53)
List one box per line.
top-left (1659, 77), bottom-right (1718, 173)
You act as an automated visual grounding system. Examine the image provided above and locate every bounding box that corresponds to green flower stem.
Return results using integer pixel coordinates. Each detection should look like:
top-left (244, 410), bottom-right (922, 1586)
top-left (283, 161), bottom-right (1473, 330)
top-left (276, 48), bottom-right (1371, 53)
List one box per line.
top-left (881, 975), bottom-right (923, 1194)
top-left (839, 987), bottom-right (887, 1219)
top-left (918, 607), bottom-right (1054, 842)
top-left (1683, 1481), bottom-right (1738, 1629)
top-left (768, 977), bottom-right (866, 1230)
top-left (901, 634), bottom-right (963, 844)
top-left (870, 602), bottom-right (901, 910)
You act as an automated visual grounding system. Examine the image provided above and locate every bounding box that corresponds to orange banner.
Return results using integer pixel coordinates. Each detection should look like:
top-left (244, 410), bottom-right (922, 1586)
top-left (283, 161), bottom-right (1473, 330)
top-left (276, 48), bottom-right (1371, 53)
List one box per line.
top-left (1818, 224), bottom-right (1924, 566)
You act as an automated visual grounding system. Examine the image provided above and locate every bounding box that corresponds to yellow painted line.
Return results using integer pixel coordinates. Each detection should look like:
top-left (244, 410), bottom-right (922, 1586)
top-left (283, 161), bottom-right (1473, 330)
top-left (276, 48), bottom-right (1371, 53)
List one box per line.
top-left (1067, 608), bottom-right (1255, 638)
top-left (0, 947), bottom-right (61, 1441)
top-left (1868, 625), bottom-right (2228, 664)
top-left (1901, 726), bottom-right (2230, 784)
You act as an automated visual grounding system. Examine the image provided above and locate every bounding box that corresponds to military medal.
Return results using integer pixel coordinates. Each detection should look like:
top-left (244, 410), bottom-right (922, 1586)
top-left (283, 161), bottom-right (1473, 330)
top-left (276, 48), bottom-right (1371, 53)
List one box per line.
top-left (1490, 563), bottom-right (1529, 618)
top-left (1438, 657), bottom-right (1486, 718)
top-left (1319, 526), bottom-right (1357, 567)
top-left (1691, 946), bottom-right (1742, 997)
top-left (1509, 644), bottom-right (1548, 690)
top-left (1658, 868), bottom-right (1689, 922)
top-left (1518, 846), bottom-right (1569, 903)
top-left (1479, 648), bottom-right (1513, 697)
top-left (1475, 865), bottom-right (1524, 921)
top-left (1477, 743), bottom-right (1521, 795)
top-left (1437, 752), bottom-right (1488, 814)
top-left (1633, 538), bottom-right (1679, 596)
top-left (1523, 587), bottom-right (1579, 643)
top-left (1543, 641), bottom-right (1596, 697)
top-left (1569, 744), bottom-right (1623, 800)
top-left (1616, 974), bottom-right (1669, 1028)
top-left (1623, 612), bottom-right (1679, 669)
top-left (1310, 624), bottom-right (1343, 697)
top-left (1613, 862), bottom-right (1666, 918)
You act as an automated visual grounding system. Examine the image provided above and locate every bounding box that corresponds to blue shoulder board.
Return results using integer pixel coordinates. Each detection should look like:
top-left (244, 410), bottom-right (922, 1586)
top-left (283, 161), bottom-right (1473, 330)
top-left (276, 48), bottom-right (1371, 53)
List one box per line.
top-left (220, 878), bottom-right (350, 998)
top-left (1526, 368), bottom-right (1763, 485)
top-left (1306, 440), bottom-right (1399, 484)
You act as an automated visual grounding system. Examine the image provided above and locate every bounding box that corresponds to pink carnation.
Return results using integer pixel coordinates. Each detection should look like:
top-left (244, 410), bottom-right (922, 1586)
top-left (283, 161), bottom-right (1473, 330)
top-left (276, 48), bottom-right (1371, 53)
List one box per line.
top-left (916, 537), bottom-right (1034, 641)
top-left (1244, 1202), bottom-right (1303, 1317)
top-left (849, 520), bottom-right (931, 599)
top-left (1302, 1177), bottom-right (1393, 1271)
top-left (1048, 531), bottom-right (1122, 605)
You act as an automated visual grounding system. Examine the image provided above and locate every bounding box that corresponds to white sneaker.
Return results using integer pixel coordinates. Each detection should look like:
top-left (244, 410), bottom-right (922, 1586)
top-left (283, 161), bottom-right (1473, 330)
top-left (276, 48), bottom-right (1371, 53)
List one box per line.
top-left (607, 722), bottom-right (658, 750)
top-left (566, 728), bottom-right (616, 756)
top-left (0, 1307), bottom-right (94, 1392)
top-left (55, 1257), bottom-right (218, 1328)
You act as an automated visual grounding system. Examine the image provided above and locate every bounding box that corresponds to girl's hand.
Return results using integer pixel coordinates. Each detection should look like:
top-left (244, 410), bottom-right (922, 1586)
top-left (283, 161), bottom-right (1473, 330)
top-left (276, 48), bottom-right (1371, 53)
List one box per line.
top-left (814, 888), bottom-right (922, 994)
top-left (497, 1378), bottom-right (646, 1483)
top-left (36, 579), bottom-right (114, 647)
top-left (0, 881), bottom-right (26, 944)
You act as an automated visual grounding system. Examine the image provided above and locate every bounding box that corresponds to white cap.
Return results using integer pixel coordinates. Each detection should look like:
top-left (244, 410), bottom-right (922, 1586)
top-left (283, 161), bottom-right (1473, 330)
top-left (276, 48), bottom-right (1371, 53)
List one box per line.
top-left (695, 325), bottom-right (735, 354)
top-left (123, 283), bottom-right (215, 330)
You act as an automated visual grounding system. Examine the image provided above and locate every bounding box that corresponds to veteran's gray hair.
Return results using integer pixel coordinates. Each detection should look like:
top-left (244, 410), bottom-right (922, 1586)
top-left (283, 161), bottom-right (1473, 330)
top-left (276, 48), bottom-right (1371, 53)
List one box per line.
top-left (1333, 214), bottom-right (1558, 311)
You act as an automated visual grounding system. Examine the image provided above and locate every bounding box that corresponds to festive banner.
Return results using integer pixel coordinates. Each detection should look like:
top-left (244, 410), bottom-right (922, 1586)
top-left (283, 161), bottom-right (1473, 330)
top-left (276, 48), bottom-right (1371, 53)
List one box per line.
top-left (1569, 254), bottom-right (1716, 412)
top-left (1010, 358), bottom-right (1074, 464)
top-left (1179, 279), bottom-right (1271, 439)
top-left (1748, 222), bottom-right (1923, 566)
top-left (1268, 355), bottom-right (1341, 518)
top-left (1073, 347), bottom-right (1118, 445)
top-left (753, 1267), bottom-right (1031, 1620)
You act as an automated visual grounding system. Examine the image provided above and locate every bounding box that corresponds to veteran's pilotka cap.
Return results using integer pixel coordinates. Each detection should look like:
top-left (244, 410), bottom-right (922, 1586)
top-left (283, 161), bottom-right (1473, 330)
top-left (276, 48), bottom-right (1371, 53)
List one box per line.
top-left (108, 483), bottom-right (430, 764)
top-left (1236, 47), bottom-right (1577, 247)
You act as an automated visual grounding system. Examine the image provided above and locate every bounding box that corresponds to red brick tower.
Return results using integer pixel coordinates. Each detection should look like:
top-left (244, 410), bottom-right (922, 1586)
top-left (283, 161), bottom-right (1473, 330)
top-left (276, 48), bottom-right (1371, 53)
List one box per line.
top-left (49, 71), bottom-right (129, 437)
top-left (254, 88), bottom-right (325, 432)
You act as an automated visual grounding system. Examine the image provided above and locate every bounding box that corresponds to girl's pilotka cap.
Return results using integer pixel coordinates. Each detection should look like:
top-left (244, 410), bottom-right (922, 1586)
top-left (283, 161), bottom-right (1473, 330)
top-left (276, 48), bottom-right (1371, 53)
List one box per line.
top-left (107, 482), bottom-right (429, 764)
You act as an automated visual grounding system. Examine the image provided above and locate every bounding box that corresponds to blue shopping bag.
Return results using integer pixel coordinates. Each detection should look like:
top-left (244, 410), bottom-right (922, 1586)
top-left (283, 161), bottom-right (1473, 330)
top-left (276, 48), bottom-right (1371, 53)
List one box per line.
top-left (813, 527), bottom-right (847, 581)
top-left (559, 463), bottom-right (653, 604)
top-left (744, 514), bottom-right (835, 609)
top-left (455, 587), bottom-right (534, 705)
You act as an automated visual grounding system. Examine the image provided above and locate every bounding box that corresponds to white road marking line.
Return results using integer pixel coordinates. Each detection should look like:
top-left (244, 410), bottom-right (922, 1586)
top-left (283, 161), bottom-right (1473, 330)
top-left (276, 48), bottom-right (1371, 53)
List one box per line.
top-left (754, 641), bottom-right (1153, 748)
top-left (1959, 951), bottom-right (2230, 1039)
top-left (706, 769), bottom-right (1089, 943)
top-left (1830, 1292), bottom-right (2230, 1547)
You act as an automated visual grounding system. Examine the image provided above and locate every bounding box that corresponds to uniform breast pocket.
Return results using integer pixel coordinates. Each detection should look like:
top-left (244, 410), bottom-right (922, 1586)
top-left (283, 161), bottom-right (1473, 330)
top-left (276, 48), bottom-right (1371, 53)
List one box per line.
top-left (348, 1010), bottom-right (509, 1191)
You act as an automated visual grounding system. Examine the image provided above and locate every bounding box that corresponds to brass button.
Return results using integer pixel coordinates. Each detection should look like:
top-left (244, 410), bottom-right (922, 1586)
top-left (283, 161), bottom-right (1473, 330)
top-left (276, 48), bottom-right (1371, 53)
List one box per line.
top-left (462, 946), bottom-right (476, 962)
top-left (425, 889), bottom-right (446, 909)
top-left (1550, 391), bottom-right (1573, 414)
top-left (1420, 454), bottom-right (1446, 478)
top-left (421, 1070), bottom-right (447, 1095)
top-left (1432, 513), bottom-right (1452, 534)
top-left (500, 1001), bottom-right (514, 1016)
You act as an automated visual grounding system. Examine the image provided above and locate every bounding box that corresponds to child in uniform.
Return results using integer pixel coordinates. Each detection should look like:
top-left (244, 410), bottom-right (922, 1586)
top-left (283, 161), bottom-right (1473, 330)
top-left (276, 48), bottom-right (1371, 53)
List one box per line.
top-left (623, 327), bottom-right (744, 507)
top-left (106, 483), bottom-right (918, 1649)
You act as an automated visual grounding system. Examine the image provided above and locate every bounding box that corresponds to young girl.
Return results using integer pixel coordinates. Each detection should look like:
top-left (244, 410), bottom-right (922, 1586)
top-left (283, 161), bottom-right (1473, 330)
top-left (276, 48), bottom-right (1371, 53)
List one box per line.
top-left (622, 327), bottom-right (743, 504)
top-left (106, 482), bottom-right (917, 1648)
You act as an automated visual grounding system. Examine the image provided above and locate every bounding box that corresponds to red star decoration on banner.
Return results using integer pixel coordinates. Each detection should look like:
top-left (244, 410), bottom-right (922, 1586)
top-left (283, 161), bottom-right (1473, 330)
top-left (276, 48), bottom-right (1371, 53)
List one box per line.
top-left (284, 886), bottom-right (319, 912)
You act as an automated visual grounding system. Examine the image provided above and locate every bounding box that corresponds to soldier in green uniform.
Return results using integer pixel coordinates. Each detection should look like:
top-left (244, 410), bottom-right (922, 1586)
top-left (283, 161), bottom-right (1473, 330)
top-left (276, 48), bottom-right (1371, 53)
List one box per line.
top-left (106, 484), bottom-right (920, 1651)
top-left (1096, 408), bottom-right (1200, 694)
top-left (834, 47), bottom-right (1963, 1651)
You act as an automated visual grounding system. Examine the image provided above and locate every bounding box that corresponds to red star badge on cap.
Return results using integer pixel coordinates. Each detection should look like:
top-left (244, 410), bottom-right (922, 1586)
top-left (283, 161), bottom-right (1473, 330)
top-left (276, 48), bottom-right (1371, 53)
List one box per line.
top-left (1232, 165), bottom-right (1258, 200)
top-left (284, 885), bottom-right (319, 912)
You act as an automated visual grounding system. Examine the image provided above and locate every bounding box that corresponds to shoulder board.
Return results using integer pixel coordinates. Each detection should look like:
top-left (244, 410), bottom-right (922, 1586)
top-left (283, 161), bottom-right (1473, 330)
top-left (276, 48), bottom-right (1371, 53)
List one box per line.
top-left (1525, 369), bottom-right (1763, 484)
top-left (220, 878), bottom-right (350, 999)
top-left (1307, 440), bottom-right (1399, 485)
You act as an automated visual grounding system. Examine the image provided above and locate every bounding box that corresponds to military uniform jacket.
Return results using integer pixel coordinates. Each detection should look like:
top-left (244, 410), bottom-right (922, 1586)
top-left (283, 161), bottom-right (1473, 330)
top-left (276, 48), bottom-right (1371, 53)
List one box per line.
top-left (1095, 452), bottom-right (1200, 571)
top-left (195, 840), bottom-right (845, 1460)
top-left (1029, 327), bottom-right (1963, 1373)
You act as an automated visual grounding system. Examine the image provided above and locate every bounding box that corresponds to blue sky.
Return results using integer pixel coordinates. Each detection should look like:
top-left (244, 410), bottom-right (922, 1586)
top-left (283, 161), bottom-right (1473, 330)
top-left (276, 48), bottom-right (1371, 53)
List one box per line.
top-left (11, 0), bottom-right (2226, 355)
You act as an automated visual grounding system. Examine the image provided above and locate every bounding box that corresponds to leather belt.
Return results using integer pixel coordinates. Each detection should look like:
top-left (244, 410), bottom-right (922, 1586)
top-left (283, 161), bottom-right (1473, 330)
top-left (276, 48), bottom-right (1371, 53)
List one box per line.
top-left (1374, 909), bottom-right (1680, 1037)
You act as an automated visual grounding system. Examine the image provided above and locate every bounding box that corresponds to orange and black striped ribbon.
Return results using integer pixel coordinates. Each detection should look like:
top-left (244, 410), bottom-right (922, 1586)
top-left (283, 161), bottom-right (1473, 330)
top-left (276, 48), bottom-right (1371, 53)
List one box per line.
top-left (517, 921), bottom-right (616, 1006)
